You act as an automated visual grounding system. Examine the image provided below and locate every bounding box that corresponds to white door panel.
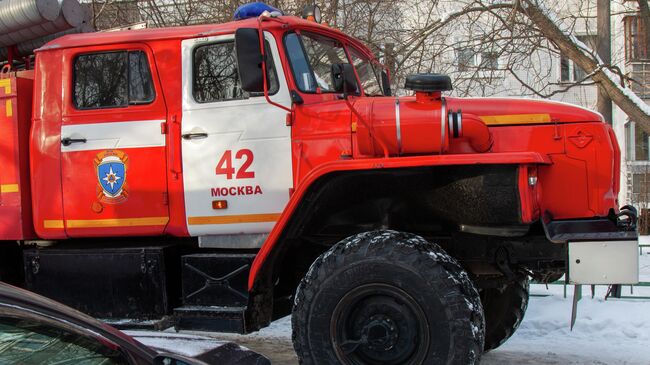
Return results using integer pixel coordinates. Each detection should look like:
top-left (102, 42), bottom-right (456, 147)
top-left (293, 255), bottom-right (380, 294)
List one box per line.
top-left (181, 33), bottom-right (293, 236)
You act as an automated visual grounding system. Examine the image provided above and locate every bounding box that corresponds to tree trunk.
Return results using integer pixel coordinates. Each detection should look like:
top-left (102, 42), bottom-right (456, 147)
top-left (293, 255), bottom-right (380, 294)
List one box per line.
top-left (597, 0), bottom-right (612, 123)
top-left (523, 1), bottom-right (650, 134)
top-left (638, 0), bottom-right (650, 46)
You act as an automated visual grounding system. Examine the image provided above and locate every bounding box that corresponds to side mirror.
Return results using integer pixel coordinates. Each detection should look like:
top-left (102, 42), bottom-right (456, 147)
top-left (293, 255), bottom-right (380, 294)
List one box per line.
top-left (381, 70), bottom-right (392, 96)
top-left (235, 28), bottom-right (264, 93)
top-left (331, 63), bottom-right (359, 96)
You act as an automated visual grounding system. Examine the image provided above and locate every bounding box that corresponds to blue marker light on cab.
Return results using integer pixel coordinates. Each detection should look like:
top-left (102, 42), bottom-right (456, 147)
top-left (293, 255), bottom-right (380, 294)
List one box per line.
top-left (234, 2), bottom-right (283, 20)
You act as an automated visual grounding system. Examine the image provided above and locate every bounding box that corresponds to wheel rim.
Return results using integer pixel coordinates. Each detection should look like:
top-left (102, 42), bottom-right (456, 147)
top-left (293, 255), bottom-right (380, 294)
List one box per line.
top-left (330, 283), bottom-right (429, 365)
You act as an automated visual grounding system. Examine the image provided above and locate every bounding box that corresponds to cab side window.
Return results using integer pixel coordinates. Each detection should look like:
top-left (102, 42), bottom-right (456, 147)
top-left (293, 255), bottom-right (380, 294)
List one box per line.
top-left (192, 41), bottom-right (278, 103)
top-left (73, 50), bottom-right (155, 109)
top-left (129, 51), bottom-right (155, 104)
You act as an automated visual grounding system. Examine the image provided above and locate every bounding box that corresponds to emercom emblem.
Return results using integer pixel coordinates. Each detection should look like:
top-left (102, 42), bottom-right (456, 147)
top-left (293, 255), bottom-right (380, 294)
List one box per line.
top-left (94, 150), bottom-right (129, 204)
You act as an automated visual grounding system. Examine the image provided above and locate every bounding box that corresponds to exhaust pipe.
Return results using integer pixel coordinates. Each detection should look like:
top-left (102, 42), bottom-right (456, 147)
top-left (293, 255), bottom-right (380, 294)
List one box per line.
top-left (448, 110), bottom-right (493, 153)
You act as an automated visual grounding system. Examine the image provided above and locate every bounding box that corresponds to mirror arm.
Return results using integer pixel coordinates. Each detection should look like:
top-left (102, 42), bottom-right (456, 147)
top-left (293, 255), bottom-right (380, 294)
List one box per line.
top-left (256, 17), bottom-right (292, 113)
top-left (340, 78), bottom-right (389, 157)
top-left (343, 98), bottom-right (389, 158)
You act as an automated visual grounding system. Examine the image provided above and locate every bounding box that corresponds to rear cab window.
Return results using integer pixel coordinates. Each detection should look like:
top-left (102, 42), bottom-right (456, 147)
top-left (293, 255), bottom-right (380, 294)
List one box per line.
top-left (73, 50), bottom-right (155, 109)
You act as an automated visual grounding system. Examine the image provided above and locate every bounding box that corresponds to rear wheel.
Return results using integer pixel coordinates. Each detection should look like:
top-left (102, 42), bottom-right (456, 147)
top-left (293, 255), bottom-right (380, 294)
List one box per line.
top-left (292, 230), bottom-right (485, 365)
top-left (480, 277), bottom-right (529, 351)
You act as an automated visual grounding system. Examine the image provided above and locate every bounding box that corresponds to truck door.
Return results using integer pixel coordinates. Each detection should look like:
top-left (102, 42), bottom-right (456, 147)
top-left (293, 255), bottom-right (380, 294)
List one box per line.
top-left (180, 33), bottom-right (293, 236)
top-left (60, 46), bottom-right (169, 237)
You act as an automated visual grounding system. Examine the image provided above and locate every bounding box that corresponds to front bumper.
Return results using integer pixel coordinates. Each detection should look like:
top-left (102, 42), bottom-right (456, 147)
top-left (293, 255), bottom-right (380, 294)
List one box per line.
top-left (542, 215), bottom-right (639, 285)
top-left (543, 217), bottom-right (637, 243)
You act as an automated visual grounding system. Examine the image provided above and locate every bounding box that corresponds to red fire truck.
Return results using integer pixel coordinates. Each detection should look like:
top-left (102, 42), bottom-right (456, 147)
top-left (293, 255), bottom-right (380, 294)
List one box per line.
top-left (0, 3), bottom-right (639, 364)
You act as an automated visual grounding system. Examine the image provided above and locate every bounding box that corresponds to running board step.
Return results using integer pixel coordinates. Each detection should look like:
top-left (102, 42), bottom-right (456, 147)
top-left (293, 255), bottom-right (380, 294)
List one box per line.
top-left (174, 306), bottom-right (247, 333)
top-left (175, 253), bottom-right (255, 333)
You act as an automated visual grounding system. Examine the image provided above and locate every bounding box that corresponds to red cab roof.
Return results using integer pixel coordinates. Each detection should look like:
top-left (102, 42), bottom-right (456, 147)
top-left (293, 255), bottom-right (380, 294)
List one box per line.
top-left (35, 16), bottom-right (374, 59)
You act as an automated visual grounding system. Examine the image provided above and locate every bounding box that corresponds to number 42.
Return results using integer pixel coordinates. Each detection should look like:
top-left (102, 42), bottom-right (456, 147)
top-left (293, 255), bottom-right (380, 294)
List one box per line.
top-left (215, 149), bottom-right (255, 179)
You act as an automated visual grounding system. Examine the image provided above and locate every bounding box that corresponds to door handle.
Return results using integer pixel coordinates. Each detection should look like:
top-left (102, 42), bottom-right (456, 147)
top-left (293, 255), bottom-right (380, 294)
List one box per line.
top-left (61, 137), bottom-right (87, 146)
top-left (182, 132), bottom-right (208, 140)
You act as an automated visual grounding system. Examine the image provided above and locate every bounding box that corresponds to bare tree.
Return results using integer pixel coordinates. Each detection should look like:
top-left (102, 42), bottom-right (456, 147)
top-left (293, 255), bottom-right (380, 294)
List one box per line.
top-left (521, 0), bottom-right (650, 132)
top-left (86, 0), bottom-right (650, 133)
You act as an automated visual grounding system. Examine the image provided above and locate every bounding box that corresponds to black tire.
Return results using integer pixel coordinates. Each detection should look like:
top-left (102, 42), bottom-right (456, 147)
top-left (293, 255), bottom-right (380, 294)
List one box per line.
top-left (480, 277), bottom-right (529, 351)
top-left (292, 230), bottom-right (485, 365)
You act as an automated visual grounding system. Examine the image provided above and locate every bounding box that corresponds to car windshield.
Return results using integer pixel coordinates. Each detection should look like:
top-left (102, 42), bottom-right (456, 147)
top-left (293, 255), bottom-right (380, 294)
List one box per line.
top-left (285, 31), bottom-right (350, 93)
top-left (0, 317), bottom-right (128, 365)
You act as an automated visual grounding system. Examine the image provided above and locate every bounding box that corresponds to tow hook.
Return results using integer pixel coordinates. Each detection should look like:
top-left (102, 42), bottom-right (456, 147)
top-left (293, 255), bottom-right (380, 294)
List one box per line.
top-left (616, 205), bottom-right (637, 231)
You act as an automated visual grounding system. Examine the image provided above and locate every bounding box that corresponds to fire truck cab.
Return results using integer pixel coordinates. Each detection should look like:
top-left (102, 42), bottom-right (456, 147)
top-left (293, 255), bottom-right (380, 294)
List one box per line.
top-left (0, 4), bottom-right (640, 364)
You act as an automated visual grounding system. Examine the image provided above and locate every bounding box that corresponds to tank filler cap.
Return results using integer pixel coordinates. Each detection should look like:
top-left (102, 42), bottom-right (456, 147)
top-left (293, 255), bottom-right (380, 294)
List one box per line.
top-left (404, 74), bottom-right (452, 93)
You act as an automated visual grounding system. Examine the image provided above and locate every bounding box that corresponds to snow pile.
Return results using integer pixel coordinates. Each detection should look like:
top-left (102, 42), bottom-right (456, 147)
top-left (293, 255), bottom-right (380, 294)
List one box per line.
top-left (485, 245), bottom-right (650, 364)
top-left (126, 330), bottom-right (229, 357)
top-left (484, 294), bottom-right (650, 364)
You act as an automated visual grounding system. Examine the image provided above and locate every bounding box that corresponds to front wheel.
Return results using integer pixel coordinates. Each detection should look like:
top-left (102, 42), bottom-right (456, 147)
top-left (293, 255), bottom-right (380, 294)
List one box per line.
top-left (292, 230), bottom-right (485, 365)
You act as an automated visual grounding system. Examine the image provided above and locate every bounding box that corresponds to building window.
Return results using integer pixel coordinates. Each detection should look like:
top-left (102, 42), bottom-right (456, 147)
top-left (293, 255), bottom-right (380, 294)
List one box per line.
top-left (624, 15), bottom-right (650, 62)
top-left (456, 48), bottom-right (499, 72)
top-left (559, 35), bottom-right (597, 82)
top-left (73, 51), bottom-right (155, 109)
top-left (633, 173), bottom-right (650, 202)
top-left (457, 47), bottom-right (475, 72)
top-left (626, 122), bottom-right (634, 160)
top-left (627, 121), bottom-right (650, 161)
top-left (480, 52), bottom-right (499, 70)
top-left (636, 122), bottom-right (650, 161)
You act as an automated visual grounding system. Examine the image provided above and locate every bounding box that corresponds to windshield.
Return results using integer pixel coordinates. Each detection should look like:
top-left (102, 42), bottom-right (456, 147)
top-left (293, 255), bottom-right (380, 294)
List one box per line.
top-left (285, 32), bottom-right (350, 93)
top-left (349, 48), bottom-right (384, 96)
top-left (0, 317), bottom-right (128, 365)
top-left (285, 31), bottom-right (389, 96)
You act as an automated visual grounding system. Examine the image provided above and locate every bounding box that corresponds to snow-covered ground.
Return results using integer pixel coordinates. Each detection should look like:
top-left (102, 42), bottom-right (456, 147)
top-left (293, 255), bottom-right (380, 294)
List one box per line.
top-left (490, 241), bottom-right (648, 365)
top-left (129, 241), bottom-right (650, 364)
top-left (484, 283), bottom-right (650, 364)
top-left (126, 330), bottom-right (230, 357)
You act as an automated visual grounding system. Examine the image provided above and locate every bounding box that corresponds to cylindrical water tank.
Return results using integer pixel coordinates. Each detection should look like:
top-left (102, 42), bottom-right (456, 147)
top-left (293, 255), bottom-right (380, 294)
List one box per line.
top-left (0, 0), bottom-right (83, 47)
top-left (0, 0), bottom-right (60, 34)
top-left (0, 22), bottom-right (93, 60)
top-left (354, 93), bottom-right (493, 156)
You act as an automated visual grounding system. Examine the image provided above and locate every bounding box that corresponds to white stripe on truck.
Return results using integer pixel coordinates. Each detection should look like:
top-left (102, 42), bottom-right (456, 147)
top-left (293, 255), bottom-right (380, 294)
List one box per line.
top-left (61, 120), bottom-right (166, 152)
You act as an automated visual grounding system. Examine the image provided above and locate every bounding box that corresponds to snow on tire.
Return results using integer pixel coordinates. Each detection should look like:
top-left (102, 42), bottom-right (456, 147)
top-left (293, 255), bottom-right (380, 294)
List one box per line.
top-left (292, 230), bottom-right (485, 365)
